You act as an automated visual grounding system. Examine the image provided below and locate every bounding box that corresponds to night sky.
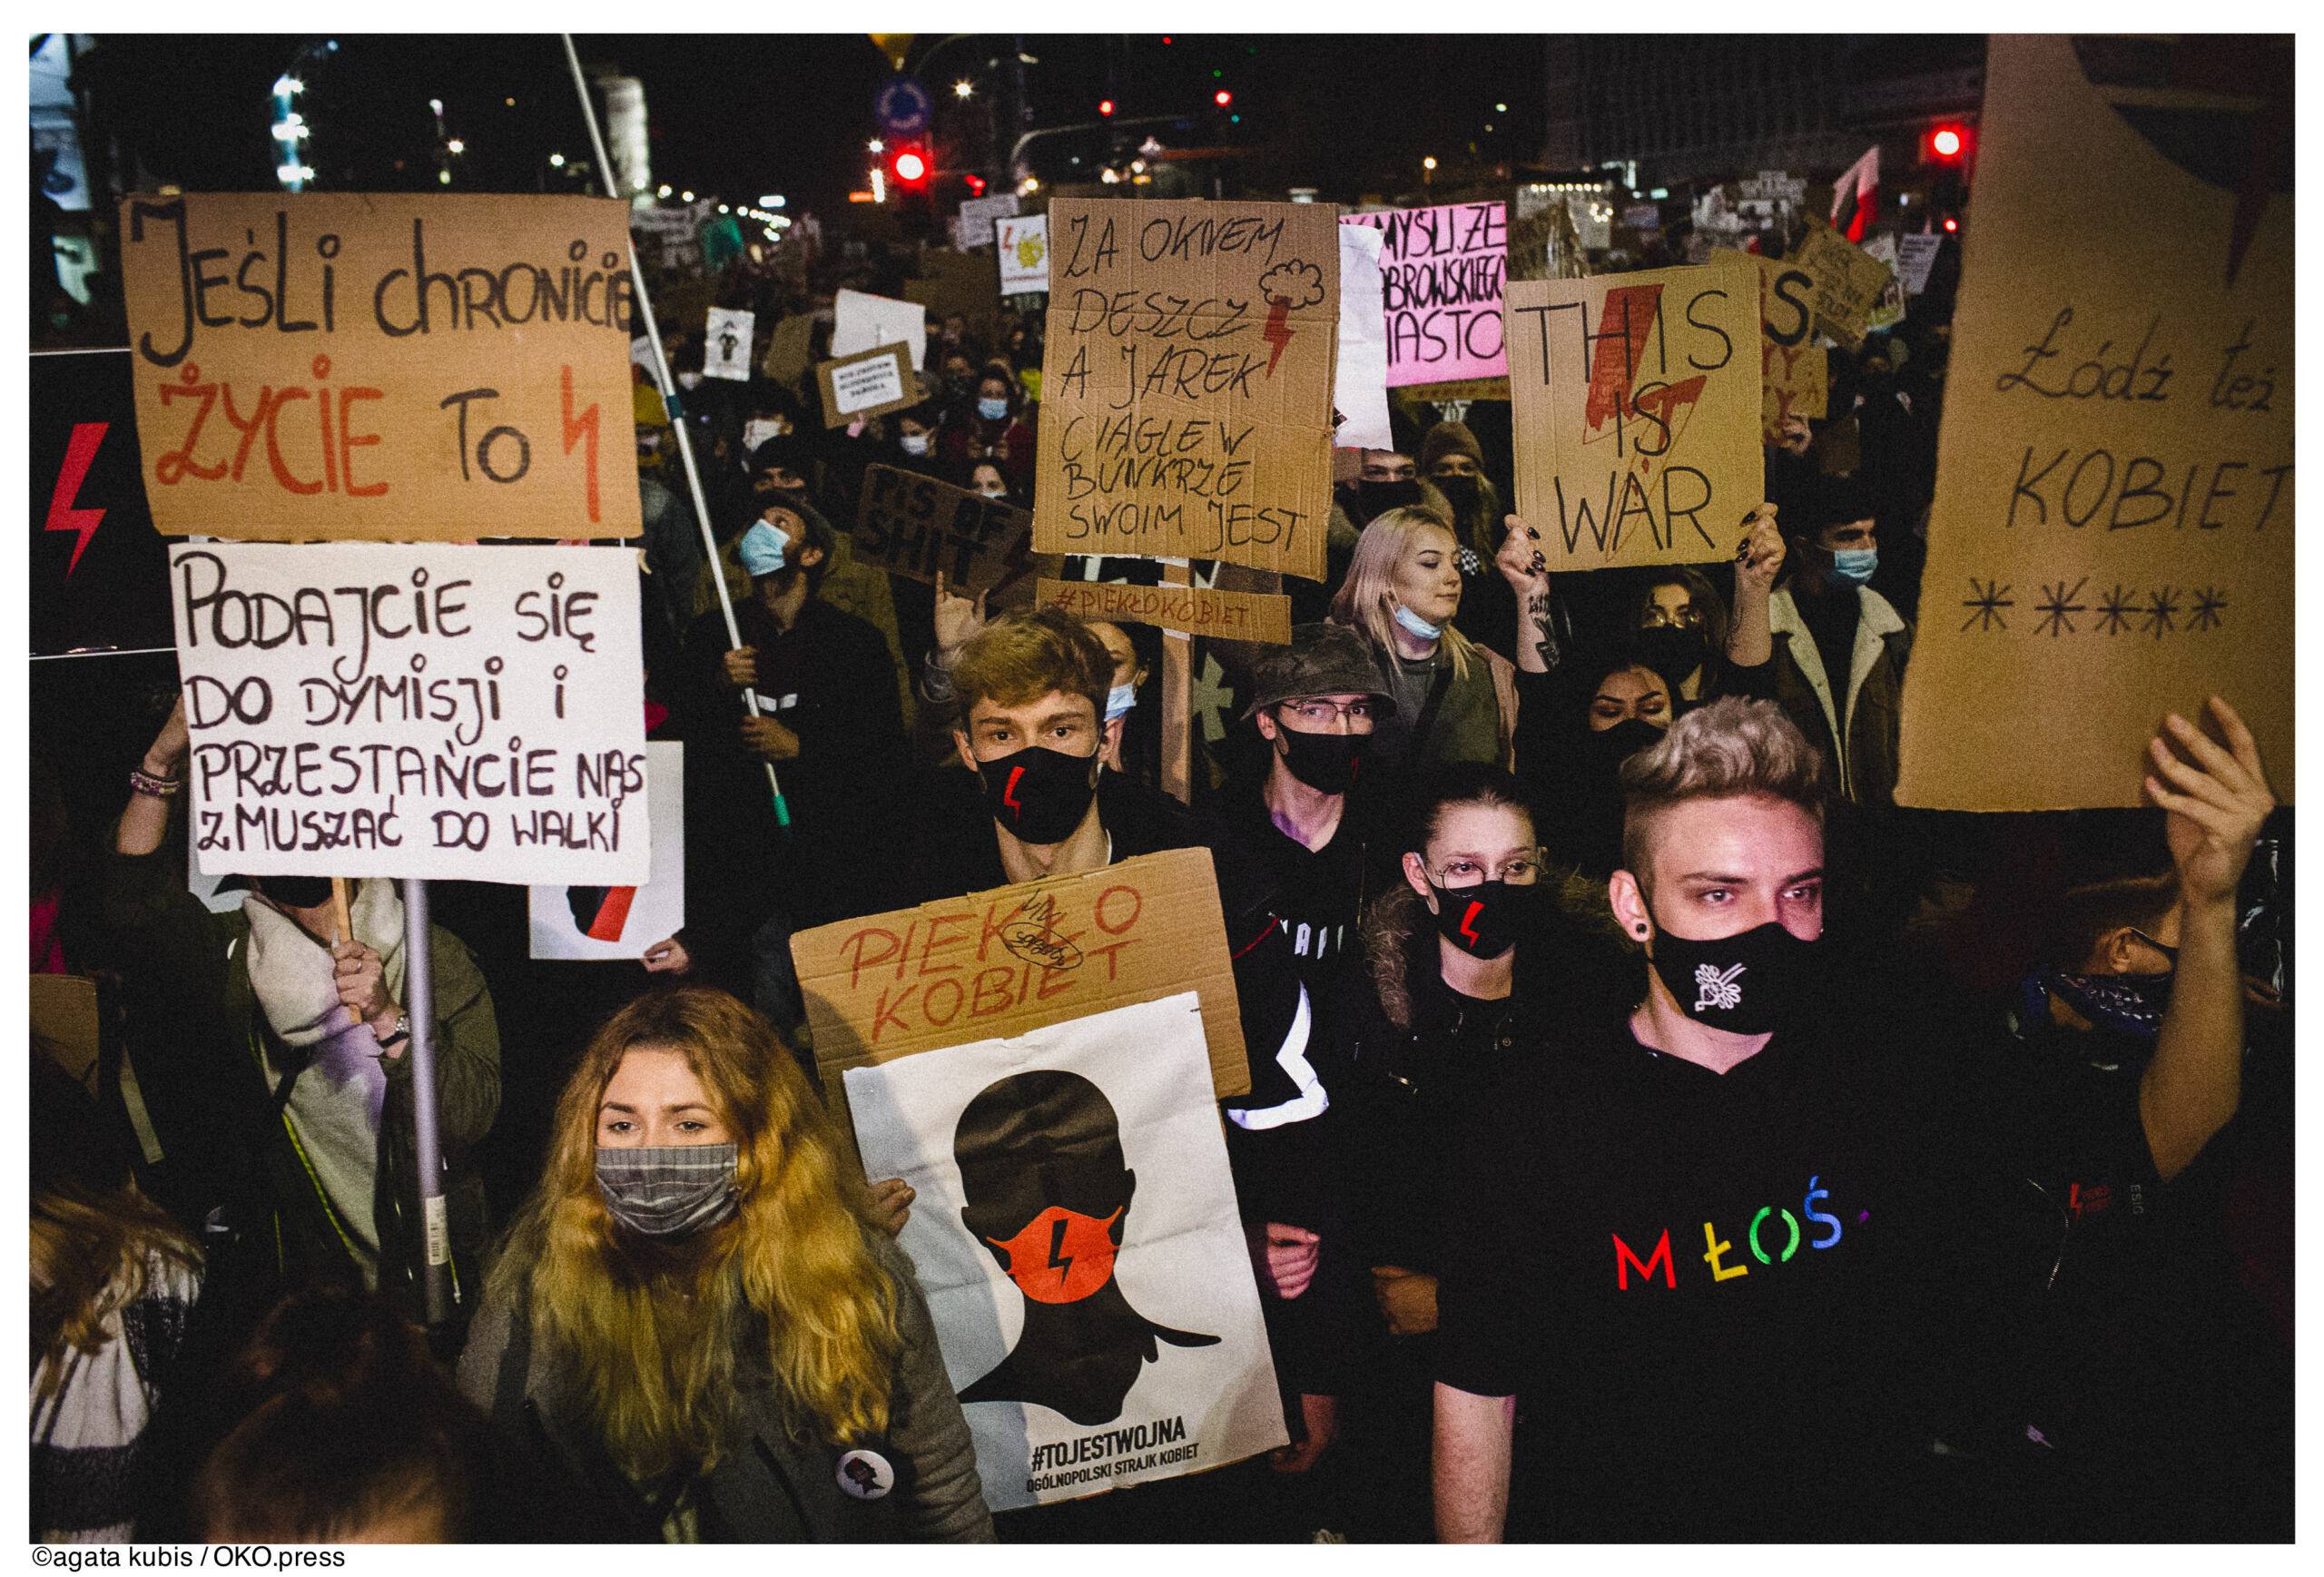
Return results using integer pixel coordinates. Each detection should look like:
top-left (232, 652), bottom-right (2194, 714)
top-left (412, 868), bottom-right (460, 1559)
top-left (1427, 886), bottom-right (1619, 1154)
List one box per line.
top-left (82, 32), bottom-right (1547, 212)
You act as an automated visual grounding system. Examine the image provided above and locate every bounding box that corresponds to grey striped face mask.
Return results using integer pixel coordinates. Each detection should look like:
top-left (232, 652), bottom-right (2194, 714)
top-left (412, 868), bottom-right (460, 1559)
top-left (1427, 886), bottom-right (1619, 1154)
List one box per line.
top-left (595, 1144), bottom-right (741, 1238)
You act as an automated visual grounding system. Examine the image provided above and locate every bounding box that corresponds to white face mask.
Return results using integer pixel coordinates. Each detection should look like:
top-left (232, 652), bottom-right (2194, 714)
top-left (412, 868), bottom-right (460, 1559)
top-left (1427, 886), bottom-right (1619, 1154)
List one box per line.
top-left (900, 432), bottom-right (931, 457)
top-left (743, 418), bottom-right (789, 451)
top-left (977, 485), bottom-right (1008, 500)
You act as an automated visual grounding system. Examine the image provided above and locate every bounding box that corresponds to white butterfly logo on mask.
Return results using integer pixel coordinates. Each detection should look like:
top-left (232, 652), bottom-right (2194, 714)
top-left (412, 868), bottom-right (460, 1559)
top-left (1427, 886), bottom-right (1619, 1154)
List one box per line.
top-left (1694, 961), bottom-right (1746, 1012)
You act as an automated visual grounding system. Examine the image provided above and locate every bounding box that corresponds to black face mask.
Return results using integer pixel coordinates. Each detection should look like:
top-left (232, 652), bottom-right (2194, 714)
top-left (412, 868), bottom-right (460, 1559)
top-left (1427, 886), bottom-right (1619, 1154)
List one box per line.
top-left (1647, 917), bottom-right (1819, 1036)
top-left (1354, 478), bottom-right (1426, 525)
top-left (253, 873), bottom-right (333, 910)
top-left (1584, 717), bottom-right (1666, 771)
top-left (1633, 625), bottom-right (1706, 685)
top-left (1434, 475), bottom-right (1482, 515)
top-left (1425, 880), bottom-right (1540, 960)
top-left (978, 744), bottom-right (1102, 845)
top-left (1275, 725), bottom-right (1368, 796)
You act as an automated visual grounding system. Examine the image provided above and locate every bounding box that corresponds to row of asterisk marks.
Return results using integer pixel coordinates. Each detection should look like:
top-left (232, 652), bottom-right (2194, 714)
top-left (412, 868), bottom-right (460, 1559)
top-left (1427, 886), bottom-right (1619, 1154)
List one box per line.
top-left (1959, 578), bottom-right (2226, 637)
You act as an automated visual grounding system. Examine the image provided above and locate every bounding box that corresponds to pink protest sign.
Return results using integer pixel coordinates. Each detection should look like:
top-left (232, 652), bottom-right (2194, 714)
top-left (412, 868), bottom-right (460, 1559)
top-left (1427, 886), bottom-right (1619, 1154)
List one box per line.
top-left (1340, 201), bottom-right (1508, 386)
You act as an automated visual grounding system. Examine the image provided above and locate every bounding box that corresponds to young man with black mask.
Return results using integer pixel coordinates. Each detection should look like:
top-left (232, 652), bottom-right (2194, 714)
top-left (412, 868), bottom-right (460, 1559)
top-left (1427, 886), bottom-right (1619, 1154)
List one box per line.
top-left (1430, 695), bottom-right (2276, 1543)
top-left (899, 606), bottom-right (1198, 902)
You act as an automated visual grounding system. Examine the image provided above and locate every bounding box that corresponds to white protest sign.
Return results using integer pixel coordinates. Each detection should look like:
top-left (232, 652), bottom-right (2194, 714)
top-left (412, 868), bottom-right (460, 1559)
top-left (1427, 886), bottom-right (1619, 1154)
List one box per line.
top-left (1568, 193), bottom-right (1611, 250)
top-left (846, 992), bottom-right (1285, 1512)
top-left (1861, 234), bottom-right (1907, 331)
top-left (1334, 222), bottom-right (1393, 450)
top-left (955, 192), bottom-right (1022, 249)
top-left (704, 307), bottom-right (756, 381)
top-left (172, 543), bottom-right (648, 885)
top-left (826, 346), bottom-right (911, 419)
top-left (833, 288), bottom-right (929, 372)
top-left (528, 743), bottom-right (683, 960)
top-left (1896, 232), bottom-right (1943, 295)
top-left (997, 214), bottom-right (1050, 297)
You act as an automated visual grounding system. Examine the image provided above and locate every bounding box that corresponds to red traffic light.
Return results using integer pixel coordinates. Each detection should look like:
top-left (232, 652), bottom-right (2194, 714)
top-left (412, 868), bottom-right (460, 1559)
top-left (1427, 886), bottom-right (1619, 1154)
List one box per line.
top-left (1098, 98), bottom-right (1115, 117)
top-left (1932, 127), bottom-right (1962, 158)
top-left (1943, 216), bottom-right (1959, 232)
top-left (1213, 89), bottom-right (1233, 108)
top-left (891, 147), bottom-right (928, 185)
top-left (1923, 122), bottom-right (1970, 164)
top-left (964, 173), bottom-right (986, 196)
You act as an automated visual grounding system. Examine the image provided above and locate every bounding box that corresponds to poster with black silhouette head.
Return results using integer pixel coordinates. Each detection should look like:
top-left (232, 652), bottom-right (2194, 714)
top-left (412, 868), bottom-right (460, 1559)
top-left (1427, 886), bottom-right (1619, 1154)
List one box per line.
top-left (526, 744), bottom-right (684, 960)
top-left (846, 992), bottom-right (1285, 1510)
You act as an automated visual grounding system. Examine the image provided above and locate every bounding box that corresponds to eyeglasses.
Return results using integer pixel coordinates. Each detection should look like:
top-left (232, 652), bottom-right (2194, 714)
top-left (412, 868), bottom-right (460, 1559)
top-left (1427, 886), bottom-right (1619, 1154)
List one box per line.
top-left (1642, 604), bottom-right (1703, 628)
top-left (1427, 854), bottom-right (1541, 887)
top-left (1281, 698), bottom-right (1377, 725)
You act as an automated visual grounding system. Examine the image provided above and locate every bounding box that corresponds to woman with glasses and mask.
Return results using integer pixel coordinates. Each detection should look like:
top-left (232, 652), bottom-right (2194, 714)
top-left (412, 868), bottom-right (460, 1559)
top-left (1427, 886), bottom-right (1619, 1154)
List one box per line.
top-left (458, 987), bottom-right (992, 1544)
top-left (1312, 764), bottom-right (1629, 1541)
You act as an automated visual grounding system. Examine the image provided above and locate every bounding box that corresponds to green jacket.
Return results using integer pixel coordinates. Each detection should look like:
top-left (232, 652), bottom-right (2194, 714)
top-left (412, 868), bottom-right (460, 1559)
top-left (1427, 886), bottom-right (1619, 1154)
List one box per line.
top-left (102, 842), bottom-right (502, 1323)
top-left (1767, 585), bottom-right (1914, 809)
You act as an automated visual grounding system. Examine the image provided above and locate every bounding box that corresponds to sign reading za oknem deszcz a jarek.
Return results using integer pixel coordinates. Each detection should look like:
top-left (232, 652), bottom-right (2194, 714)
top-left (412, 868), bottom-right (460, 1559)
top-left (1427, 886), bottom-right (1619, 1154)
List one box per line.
top-left (117, 192), bottom-right (642, 540)
top-left (171, 542), bottom-right (648, 885)
top-left (1504, 254), bottom-right (1764, 571)
top-left (1034, 199), bottom-right (1334, 598)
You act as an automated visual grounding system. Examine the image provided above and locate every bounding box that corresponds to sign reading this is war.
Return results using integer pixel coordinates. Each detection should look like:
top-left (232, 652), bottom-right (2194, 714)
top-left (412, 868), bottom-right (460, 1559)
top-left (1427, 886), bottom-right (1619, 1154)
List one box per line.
top-left (1338, 201), bottom-right (1507, 386)
top-left (1036, 578), bottom-right (1292, 645)
top-left (1897, 34), bottom-right (2293, 810)
top-left (1738, 251), bottom-right (1828, 443)
top-left (997, 213), bottom-right (1050, 296)
top-left (172, 542), bottom-right (648, 884)
top-left (1789, 222), bottom-right (1893, 350)
top-left (118, 193), bottom-right (641, 541)
top-left (790, 848), bottom-right (1251, 1140)
top-left (1504, 256), bottom-right (1763, 570)
top-left (846, 994), bottom-right (1285, 1513)
top-left (1035, 199), bottom-right (1336, 581)
top-left (855, 464), bottom-right (1034, 596)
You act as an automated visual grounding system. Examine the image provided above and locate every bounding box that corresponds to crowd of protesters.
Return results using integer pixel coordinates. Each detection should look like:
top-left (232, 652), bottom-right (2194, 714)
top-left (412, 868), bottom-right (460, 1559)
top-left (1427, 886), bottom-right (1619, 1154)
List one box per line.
top-left (29, 188), bottom-right (2294, 1547)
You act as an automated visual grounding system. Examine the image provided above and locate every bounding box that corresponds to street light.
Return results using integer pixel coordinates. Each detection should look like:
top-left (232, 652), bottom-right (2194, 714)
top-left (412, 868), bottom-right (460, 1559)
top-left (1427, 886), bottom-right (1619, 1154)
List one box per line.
top-left (868, 138), bottom-right (884, 153)
top-left (954, 79), bottom-right (974, 98)
top-left (1423, 156), bottom-right (1438, 170)
top-left (447, 138), bottom-right (464, 154)
top-left (549, 153), bottom-right (566, 167)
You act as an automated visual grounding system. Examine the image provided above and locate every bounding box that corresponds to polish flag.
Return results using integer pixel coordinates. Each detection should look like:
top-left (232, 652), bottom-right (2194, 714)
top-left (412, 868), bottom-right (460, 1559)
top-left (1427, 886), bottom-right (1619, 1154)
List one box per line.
top-left (1830, 144), bottom-right (1880, 243)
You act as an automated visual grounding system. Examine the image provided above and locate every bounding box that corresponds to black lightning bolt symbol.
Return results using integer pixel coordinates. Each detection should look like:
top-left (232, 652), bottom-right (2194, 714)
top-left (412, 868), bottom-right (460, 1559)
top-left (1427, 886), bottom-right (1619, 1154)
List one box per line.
top-left (1047, 1214), bottom-right (1073, 1285)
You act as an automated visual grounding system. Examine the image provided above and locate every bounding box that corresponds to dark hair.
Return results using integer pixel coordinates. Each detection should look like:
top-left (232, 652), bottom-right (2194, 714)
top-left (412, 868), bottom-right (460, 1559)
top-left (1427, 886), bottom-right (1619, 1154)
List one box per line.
top-left (2044, 872), bottom-right (2181, 971)
top-left (192, 1286), bottom-right (492, 1543)
top-left (1400, 762), bottom-right (1535, 858)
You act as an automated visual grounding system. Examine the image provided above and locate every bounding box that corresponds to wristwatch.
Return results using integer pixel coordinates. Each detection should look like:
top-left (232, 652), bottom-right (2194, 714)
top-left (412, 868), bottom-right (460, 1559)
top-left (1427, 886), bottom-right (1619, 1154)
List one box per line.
top-left (379, 1010), bottom-right (411, 1048)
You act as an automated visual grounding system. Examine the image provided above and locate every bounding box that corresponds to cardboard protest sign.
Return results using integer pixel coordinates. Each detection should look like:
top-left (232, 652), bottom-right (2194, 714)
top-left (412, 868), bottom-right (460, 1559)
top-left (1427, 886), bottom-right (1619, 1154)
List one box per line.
top-left (31, 349), bottom-right (174, 658)
top-left (1504, 255), bottom-right (1764, 571)
top-left (117, 193), bottom-right (641, 541)
top-left (1332, 222), bottom-right (1393, 451)
top-left (763, 313), bottom-right (817, 384)
top-left (1738, 252), bottom-right (1829, 444)
top-left (954, 193), bottom-right (1022, 249)
top-left (1789, 222), bottom-right (1892, 350)
top-left (997, 214), bottom-right (1050, 297)
top-left (172, 542), bottom-right (649, 883)
top-left (855, 464), bottom-right (1033, 596)
top-left (847, 992), bottom-right (1285, 1511)
top-left (790, 848), bottom-right (1251, 1138)
top-left (527, 742), bottom-right (682, 959)
top-left (1034, 199), bottom-right (1336, 581)
top-left (903, 251), bottom-right (999, 326)
top-left (1896, 232), bottom-right (1943, 296)
top-left (816, 343), bottom-right (916, 429)
top-left (1036, 578), bottom-right (1291, 645)
top-left (703, 307), bottom-right (754, 381)
top-left (1896, 34), bottom-right (2293, 810)
top-left (1860, 235), bottom-right (1907, 332)
top-left (1339, 201), bottom-right (1507, 386)
top-left (832, 288), bottom-right (928, 371)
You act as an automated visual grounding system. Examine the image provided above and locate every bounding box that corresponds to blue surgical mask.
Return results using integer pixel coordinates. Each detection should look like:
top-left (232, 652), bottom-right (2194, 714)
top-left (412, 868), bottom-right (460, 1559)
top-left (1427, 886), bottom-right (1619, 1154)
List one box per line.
top-left (978, 397), bottom-right (1010, 421)
top-left (1828, 547), bottom-right (1877, 587)
top-left (1105, 683), bottom-right (1138, 722)
top-left (1392, 604), bottom-right (1443, 642)
top-left (739, 520), bottom-right (790, 577)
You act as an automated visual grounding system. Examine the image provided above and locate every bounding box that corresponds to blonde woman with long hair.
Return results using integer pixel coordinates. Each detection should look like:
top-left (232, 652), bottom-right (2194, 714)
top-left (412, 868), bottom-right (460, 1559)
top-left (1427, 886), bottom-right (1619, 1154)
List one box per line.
top-left (1329, 508), bottom-right (1521, 774)
top-left (457, 987), bottom-right (991, 1543)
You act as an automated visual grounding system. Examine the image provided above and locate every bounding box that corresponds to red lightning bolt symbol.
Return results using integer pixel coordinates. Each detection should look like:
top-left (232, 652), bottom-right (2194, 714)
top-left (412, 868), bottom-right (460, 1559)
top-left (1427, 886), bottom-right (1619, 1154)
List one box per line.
top-left (1262, 295), bottom-right (1293, 377)
top-left (45, 422), bottom-right (108, 577)
top-left (1459, 901), bottom-right (1483, 948)
top-left (1001, 765), bottom-right (1026, 822)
